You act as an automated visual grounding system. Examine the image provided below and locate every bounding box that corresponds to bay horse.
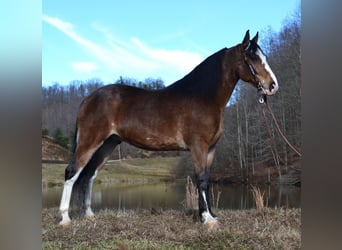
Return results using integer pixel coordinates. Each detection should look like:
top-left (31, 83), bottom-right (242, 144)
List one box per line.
top-left (59, 30), bottom-right (278, 228)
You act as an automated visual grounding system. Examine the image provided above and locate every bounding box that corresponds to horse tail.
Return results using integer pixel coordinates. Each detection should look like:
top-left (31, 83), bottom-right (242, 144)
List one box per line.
top-left (71, 121), bottom-right (78, 154)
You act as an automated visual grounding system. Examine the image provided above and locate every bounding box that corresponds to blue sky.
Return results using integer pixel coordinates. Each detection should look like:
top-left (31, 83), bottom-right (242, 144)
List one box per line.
top-left (43, 0), bottom-right (300, 87)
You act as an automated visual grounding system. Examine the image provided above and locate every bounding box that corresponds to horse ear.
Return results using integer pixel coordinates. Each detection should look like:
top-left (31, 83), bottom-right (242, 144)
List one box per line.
top-left (242, 30), bottom-right (250, 50)
top-left (251, 32), bottom-right (259, 43)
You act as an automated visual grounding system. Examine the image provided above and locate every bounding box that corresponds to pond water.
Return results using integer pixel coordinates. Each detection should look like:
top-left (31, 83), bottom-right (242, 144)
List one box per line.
top-left (42, 181), bottom-right (300, 211)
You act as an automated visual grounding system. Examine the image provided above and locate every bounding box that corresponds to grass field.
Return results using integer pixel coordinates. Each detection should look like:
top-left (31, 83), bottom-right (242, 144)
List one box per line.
top-left (42, 207), bottom-right (301, 249)
top-left (42, 157), bottom-right (179, 188)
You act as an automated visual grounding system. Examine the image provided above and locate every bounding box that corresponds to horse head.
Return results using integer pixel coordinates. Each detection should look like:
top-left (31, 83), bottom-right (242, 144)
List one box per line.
top-left (239, 30), bottom-right (279, 101)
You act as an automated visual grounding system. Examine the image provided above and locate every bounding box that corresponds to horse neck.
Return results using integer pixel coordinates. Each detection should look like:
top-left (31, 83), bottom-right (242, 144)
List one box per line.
top-left (215, 46), bottom-right (241, 107)
top-left (167, 45), bottom-right (242, 108)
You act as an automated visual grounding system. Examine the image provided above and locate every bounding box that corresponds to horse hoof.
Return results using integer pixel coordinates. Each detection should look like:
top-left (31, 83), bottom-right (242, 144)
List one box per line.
top-left (86, 215), bottom-right (96, 221)
top-left (205, 220), bottom-right (220, 230)
top-left (85, 209), bottom-right (95, 218)
top-left (59, 220), bottom-right (71, 227)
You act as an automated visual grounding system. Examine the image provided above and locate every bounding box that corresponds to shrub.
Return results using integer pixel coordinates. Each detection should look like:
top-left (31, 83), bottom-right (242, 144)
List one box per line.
top-left (53, 128), bottom-right (69, 148)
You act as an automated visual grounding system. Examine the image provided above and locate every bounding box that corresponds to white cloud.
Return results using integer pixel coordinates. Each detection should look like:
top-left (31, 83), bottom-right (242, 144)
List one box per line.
top-left (71, 62), bottom-right (98, 73)
top-left (43, 15), bottom-right (121, 69)
top-left (43, 15), bottom-right (204, 84)
top-left (42, 15), bottom-right (74, 32)
top-left (131, 37), bottom-right (202, 74)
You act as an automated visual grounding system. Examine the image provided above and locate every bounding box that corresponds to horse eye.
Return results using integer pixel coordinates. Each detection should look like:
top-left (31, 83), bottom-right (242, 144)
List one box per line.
top-left (248, 52), bottom-right (258, 61)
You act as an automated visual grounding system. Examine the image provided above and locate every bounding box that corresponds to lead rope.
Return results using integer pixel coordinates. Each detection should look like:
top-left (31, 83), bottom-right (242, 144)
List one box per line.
top-left (261, 102), bottom-right (302, 157)
top-left (261, 104), bottom-right (281, 165)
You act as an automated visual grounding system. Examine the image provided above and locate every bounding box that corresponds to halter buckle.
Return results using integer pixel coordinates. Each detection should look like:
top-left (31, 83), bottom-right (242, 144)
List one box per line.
top-left (257, 83), bottom-right (267, 104)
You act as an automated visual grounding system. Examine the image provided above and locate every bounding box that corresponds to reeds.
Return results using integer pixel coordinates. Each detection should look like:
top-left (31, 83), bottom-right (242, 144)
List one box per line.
top-left (211, 185), bottom-right (221, 209)
top-left (250, 185), bottom-right (265, 210)
top-left (185, 176), bottom-right (198, 210)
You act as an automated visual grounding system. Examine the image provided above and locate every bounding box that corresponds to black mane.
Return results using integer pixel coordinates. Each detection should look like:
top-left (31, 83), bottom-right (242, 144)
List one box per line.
top-left (165, 48), bottom-right (231, 99)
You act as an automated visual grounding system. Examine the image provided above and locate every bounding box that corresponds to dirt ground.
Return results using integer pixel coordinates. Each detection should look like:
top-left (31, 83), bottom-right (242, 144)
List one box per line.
top-left (42, 207), bottom-right (300, 249)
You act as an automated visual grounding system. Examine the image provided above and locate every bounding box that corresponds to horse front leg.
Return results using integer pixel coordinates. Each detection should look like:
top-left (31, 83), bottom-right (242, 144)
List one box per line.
top-left (195, 171), bottom-right (218, 224)
top-left (191, 146), bottom-right (218, 228)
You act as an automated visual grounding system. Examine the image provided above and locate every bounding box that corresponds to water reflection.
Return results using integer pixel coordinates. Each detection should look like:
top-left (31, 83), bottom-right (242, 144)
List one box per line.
top-left (42, 181), bottom-right (300, 211)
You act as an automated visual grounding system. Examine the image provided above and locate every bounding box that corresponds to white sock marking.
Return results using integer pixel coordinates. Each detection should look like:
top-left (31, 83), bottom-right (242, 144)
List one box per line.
top-left (201, 191), bottom-right (218, 224)
top-left (85, 170), bottom-right (98, 217)
top-left (59, 168), bottom-right (83, 224)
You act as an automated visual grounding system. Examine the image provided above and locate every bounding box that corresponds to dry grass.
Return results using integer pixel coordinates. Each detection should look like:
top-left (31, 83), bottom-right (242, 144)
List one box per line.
top-left (185, 176), bottom-right (198, 210)
top-left (250, 185), bottom-right (265, 210)
top-left (42, 207), bottom-right (301, 249)
top-left (211, 184), bottom-right (222, 209)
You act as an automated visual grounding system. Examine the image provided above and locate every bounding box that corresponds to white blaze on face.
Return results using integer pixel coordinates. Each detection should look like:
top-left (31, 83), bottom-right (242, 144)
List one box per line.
top-left (256, 49), bottom-right (279, 94)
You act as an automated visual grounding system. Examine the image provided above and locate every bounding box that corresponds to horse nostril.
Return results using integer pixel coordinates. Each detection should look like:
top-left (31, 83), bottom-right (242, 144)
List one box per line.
top-left (269, 82), bottom-right (275, 91)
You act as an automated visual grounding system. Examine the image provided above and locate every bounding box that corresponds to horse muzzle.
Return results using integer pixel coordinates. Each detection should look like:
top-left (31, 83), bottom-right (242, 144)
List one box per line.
top-left (258, 81), bottom-right (278, 96)
top-left (257, 81), bottom-right (278, 103)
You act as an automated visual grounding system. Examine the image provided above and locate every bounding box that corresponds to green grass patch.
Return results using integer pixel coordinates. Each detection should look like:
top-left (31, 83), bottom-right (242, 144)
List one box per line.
top-left (42, 157), bottom-right (180, 186)
top-left (42, 163), bottom-right (66, 188)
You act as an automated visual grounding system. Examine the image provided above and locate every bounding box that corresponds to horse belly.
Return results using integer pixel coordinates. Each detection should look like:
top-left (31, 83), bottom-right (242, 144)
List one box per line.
top-left (114, 92), bottom-right (188, 150)
top-left (117, 124), bottom-right (186, 151)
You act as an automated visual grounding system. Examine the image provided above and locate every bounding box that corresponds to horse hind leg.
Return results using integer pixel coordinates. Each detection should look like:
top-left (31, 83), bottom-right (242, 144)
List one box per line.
top-left (59, 129), bottom-right (112, 226)
top-left (59, 156), bottom-right (95, 226)
top-left (72, 134), bottom-right (122, 218)
top-left (59, 158), bottom-right (84, 226)
top-left (84, 170), bottom-right (98, 218)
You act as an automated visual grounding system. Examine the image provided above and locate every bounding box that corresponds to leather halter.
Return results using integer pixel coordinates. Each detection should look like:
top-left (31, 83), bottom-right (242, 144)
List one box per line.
top-left (244, 42), bottom-right (260, 86)
top-left (244, 43), bottom-right (265, 103)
